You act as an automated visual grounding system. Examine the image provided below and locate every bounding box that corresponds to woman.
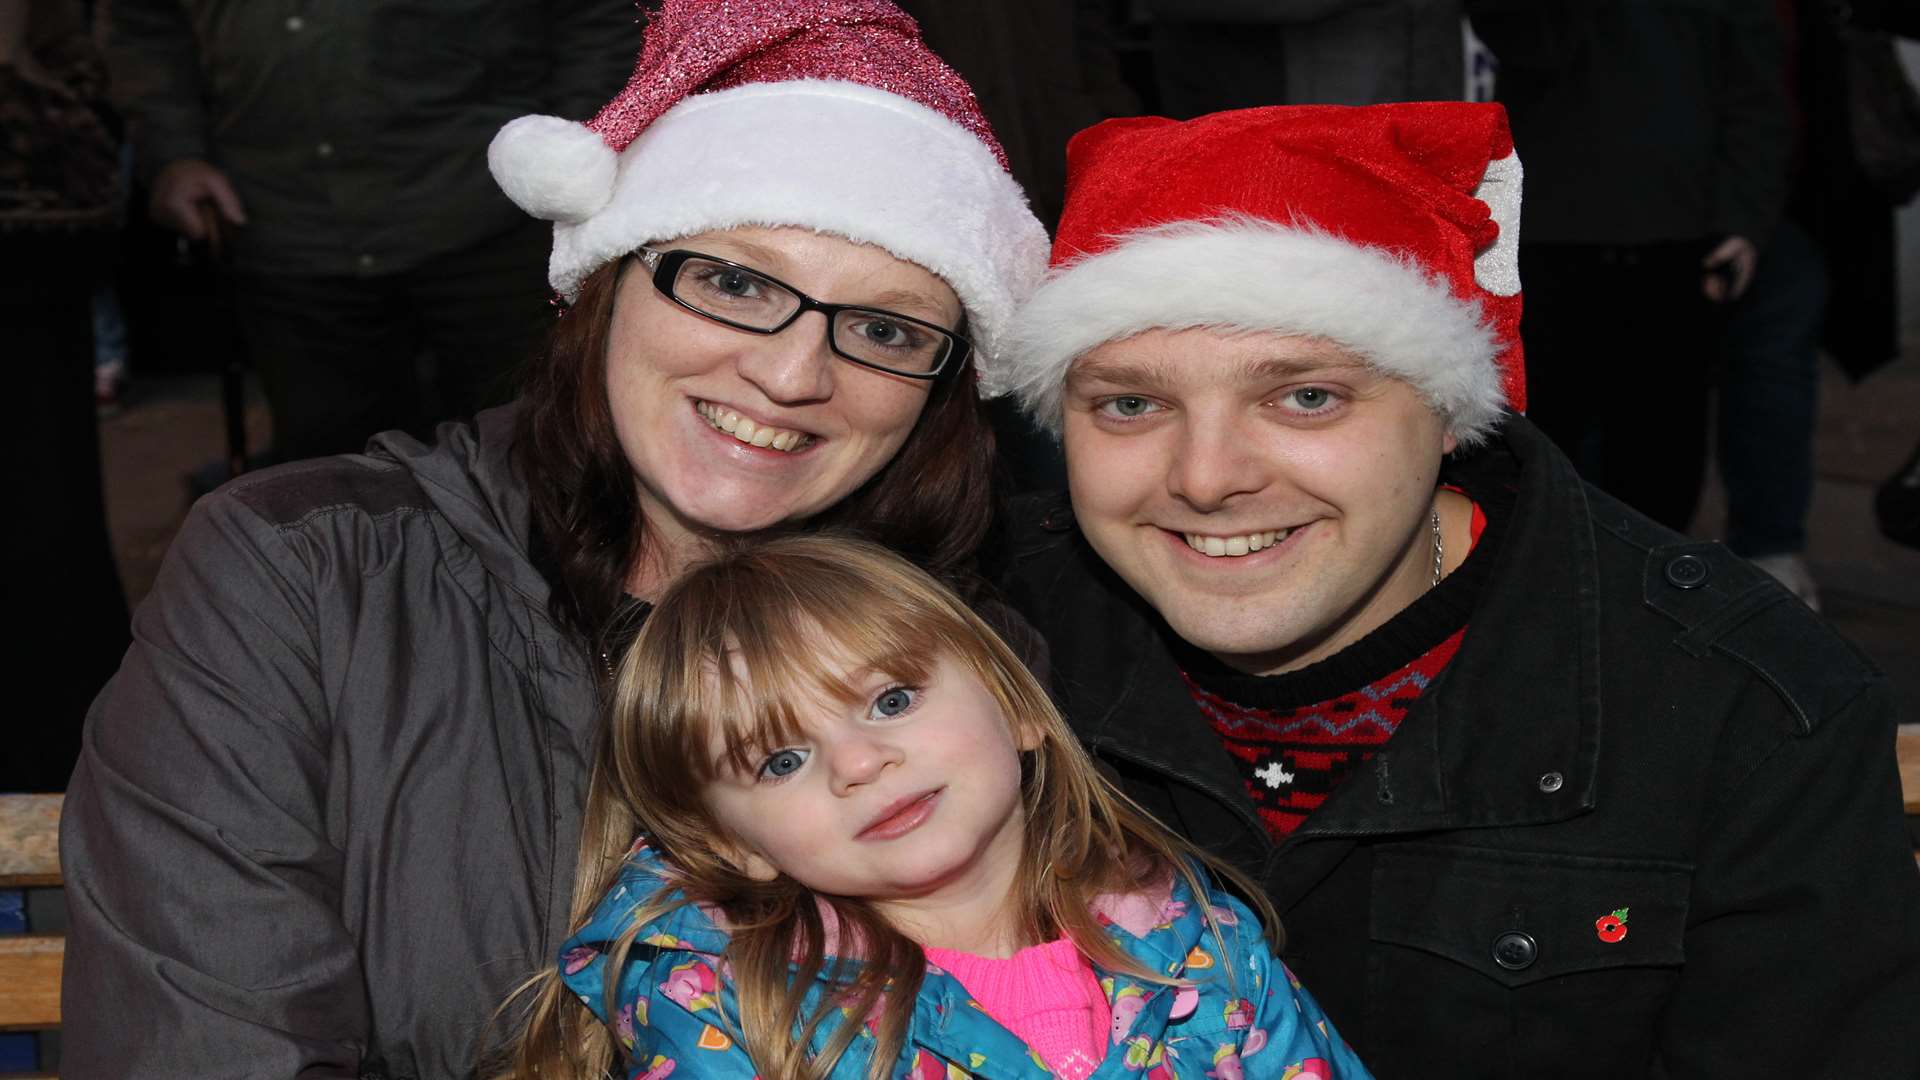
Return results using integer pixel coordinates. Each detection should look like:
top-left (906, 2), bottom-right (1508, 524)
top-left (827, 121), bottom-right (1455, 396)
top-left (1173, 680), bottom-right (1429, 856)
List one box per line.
top-left (55, 2), bottom-right (1048, 1076)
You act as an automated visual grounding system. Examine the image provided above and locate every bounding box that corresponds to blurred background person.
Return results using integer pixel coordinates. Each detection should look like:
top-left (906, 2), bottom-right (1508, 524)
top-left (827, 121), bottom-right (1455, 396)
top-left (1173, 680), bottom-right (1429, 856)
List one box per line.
top-left (1717, 0), bottom-right (1920, 604)
top-left (2, 0), bottom-right (130, 794)
top-left (1467, 0), bottom-right (1790, 533)
top-left (897, 0), bottom-right (1141, 492)
top-left (105, 0), bottom-right (637, 463)
top-left (1146, 0), bottom-right (1468, 116)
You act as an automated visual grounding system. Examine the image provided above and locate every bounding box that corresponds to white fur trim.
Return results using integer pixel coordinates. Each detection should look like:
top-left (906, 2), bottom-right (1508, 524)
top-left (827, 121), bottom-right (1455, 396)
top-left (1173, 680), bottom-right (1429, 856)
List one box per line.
top-left (487, 115), bottom-right (619, 224)
top-left (1004, 217), bottom-right (1507, 445)
top-left (1474, 151), bottom-right (1522, 297)
top-left (545, 80), bottom-right (1049, 393)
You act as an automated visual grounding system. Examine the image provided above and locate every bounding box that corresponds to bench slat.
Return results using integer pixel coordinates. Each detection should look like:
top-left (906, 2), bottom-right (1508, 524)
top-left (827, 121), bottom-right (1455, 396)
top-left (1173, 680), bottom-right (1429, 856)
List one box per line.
top-left (0, 795), bottom-right (61, 889)
top-left (1897, 732), bottom-right (1919, 816)
top-left (0, 935), bottom-right (62, 1032)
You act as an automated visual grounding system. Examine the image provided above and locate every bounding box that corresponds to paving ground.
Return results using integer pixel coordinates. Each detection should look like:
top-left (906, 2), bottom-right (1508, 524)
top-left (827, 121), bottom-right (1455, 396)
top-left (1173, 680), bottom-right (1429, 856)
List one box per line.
top-left (98, 357), bottom-right (1920, 725)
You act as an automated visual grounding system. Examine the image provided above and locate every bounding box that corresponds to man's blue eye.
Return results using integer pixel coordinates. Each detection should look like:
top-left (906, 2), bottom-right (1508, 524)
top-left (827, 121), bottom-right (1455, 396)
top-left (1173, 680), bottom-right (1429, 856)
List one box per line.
top-left (1107, 397), bottom-right (1153, 417)
top-left (760, 749), bottom-right (806, 778)
top-left (1289, 388), bottom-right (1334, 410)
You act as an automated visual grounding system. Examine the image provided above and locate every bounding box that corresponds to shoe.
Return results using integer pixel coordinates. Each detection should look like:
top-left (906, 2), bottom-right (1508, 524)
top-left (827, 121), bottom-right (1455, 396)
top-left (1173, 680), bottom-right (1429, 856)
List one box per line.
top-left (1750, 553), bottom-right (1821, 613)
top-left (1876, 437), bottom-right (1920, 551)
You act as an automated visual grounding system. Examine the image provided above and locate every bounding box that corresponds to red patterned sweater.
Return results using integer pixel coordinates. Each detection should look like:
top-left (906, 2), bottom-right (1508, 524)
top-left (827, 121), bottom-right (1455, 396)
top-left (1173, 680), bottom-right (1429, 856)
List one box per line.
top-left (1182, 496), bottom-right (1494, 841)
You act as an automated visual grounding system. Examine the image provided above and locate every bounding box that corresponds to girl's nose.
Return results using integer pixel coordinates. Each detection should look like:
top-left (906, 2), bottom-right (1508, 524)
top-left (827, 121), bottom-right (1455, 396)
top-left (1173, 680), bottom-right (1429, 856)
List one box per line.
top-left (827, 733), bottom-right (901, 794)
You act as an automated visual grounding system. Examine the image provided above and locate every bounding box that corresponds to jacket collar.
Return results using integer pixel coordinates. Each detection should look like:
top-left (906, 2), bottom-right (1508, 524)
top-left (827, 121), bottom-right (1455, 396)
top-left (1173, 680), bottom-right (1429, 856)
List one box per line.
top-left (1059, 414), bottom-right (1604, 846)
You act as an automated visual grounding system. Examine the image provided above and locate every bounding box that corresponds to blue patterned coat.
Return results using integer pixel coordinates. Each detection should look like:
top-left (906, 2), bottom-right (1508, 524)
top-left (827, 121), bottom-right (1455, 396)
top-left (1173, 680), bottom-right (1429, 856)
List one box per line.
top-left (558, 845), bottom-right (1371, 1080)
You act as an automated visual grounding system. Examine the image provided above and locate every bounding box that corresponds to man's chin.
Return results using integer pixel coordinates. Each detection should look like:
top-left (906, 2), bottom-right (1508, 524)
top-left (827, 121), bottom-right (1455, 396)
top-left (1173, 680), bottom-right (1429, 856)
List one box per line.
top-left (1156, 604), bottom-right (1312, 672)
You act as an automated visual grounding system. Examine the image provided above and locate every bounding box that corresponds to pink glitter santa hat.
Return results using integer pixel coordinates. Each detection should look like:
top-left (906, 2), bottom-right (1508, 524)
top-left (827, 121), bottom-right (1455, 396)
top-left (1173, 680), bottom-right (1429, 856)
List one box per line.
top-left (486, 0), bottom-right (1048, 393)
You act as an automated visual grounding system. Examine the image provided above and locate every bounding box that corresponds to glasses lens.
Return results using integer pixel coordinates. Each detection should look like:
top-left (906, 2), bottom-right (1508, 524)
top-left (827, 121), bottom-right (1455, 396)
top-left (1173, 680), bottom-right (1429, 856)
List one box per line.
top-left (832, 309), bottom-right (953, 375)
top-left (670, 257), bottom-right (801, 329)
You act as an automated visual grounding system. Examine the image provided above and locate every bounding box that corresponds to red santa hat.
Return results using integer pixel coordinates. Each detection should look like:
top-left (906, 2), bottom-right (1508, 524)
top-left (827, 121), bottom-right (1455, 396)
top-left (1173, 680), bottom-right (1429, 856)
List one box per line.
top-left (486, 0), bottom-right (1048, 395)
top-left (1004, 102), bottom-right (1526, 444)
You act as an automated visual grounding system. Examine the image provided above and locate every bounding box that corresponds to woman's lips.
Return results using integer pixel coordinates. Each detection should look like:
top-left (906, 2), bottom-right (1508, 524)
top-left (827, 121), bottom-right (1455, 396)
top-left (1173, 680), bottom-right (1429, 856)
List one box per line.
top-left (857, 789), bottom-right (942, 841)
top-left (693, 399), bottom-right (816, 452)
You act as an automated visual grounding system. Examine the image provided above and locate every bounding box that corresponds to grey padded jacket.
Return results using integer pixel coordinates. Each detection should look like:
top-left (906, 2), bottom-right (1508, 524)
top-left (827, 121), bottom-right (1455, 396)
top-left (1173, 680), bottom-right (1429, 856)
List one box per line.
top-left (61, 406), bottom-right (604, 1078)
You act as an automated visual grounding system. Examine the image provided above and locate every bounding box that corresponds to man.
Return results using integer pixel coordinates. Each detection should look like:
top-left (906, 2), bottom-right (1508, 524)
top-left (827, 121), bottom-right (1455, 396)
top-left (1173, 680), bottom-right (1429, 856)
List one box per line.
top-left (106, 0), bottom-right (636, 460)
top-left (995, 102), bottom-right (1920, 1077)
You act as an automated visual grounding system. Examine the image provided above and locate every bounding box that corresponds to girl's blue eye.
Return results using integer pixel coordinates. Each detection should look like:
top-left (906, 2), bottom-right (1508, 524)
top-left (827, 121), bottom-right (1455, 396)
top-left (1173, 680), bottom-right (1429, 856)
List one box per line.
top-left (872, 686), bottom-right (917, 718)
top-left (759, 748), bottom-right (807, 779)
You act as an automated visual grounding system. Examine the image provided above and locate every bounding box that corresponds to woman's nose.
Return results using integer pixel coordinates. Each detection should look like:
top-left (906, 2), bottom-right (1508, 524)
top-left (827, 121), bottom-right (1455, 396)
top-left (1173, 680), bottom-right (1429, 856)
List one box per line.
top-left (737, 312), bottom-right (836, 405)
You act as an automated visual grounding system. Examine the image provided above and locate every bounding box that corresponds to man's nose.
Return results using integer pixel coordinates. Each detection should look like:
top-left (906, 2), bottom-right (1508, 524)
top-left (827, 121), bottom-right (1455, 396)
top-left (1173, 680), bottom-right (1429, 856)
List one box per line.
top-left (1165, 415), bottom-right (1267, 511)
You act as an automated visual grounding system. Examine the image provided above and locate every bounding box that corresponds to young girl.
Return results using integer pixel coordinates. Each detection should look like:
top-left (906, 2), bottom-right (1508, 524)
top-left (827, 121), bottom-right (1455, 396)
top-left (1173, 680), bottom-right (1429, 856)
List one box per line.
top-left (501, 535), bottom-right (1369, 1080)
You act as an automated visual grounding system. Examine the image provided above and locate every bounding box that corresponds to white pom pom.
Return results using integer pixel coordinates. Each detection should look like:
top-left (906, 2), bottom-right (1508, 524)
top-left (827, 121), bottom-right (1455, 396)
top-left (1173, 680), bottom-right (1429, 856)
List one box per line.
top-left (487, 115), bottom-right (618, 223)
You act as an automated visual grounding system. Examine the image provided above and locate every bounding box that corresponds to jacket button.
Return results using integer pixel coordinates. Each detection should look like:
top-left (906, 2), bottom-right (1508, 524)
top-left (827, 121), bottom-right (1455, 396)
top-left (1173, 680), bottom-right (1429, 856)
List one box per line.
top-left (1040, 505), bottom-right (1074, 532)
top-left (1492, 930), bottom-right (1537, 971)
top-left (1663, 553), bottom-right (1711, 589)
top-left (1538, 771), bottom-right (1564, 793)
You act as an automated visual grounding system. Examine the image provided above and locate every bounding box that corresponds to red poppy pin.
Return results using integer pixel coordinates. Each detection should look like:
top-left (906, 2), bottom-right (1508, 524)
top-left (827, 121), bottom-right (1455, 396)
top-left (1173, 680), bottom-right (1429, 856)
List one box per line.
top-left (1595, 908), bottom-right (1629, 944)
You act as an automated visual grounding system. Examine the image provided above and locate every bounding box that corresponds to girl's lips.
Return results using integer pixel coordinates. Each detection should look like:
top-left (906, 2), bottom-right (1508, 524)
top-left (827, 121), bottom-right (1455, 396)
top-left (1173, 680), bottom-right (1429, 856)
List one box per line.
top-left (857, 789), bottom-right (942, 841)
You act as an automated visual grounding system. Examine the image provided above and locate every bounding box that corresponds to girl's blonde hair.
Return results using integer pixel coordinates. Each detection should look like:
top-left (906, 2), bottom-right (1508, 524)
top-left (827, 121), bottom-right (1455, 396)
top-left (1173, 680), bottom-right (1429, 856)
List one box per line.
top-left (496, 533), bottom-right (1279, 1080)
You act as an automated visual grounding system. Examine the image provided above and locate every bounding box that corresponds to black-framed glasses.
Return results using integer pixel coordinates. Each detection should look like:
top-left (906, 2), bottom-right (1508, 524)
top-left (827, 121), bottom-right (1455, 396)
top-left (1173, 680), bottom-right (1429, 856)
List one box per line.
top-left (632, 247), bottom-right (971, 379)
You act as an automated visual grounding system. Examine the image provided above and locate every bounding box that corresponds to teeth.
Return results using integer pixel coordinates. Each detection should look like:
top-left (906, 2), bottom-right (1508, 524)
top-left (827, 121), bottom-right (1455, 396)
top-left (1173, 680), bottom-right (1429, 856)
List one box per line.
top-left (695, 402), bottom-right (812, 453)
top-left (1184, 529), bottom-right (1290, 558)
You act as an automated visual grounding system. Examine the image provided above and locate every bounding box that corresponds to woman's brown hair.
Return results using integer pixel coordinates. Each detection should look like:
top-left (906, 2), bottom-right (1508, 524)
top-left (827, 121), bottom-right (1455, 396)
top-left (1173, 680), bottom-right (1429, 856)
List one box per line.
top-left (513, 257), bottom-right (999, 657)
top-left (495, 534), bottom-right (1280, 1080)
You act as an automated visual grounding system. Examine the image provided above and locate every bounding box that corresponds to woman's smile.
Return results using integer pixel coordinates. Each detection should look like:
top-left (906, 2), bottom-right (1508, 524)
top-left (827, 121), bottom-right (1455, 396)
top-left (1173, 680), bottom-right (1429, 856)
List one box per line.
top-left (693, 399), bottom-right (818, 453)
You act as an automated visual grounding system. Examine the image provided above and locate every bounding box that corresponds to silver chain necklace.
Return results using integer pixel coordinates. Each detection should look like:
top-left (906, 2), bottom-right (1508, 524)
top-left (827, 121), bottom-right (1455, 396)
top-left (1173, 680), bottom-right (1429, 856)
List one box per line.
top-left (1429, 505), bottom-right (1444, 588)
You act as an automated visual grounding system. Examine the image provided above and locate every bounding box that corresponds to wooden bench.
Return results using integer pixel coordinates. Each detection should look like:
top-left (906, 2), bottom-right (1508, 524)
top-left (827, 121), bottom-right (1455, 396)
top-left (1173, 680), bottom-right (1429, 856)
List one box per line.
top-left (1900, 732), bottom-right (1920, 875)
top-left (1900, 731), bottom-right (1920, 818)
top-left (0, 793), bottom-right (62, 1077)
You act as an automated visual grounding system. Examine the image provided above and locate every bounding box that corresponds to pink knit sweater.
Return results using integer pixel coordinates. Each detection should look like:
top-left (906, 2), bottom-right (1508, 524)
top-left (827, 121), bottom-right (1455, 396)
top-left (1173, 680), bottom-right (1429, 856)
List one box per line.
top-left (923, 938), bottom-right (1110, 1080)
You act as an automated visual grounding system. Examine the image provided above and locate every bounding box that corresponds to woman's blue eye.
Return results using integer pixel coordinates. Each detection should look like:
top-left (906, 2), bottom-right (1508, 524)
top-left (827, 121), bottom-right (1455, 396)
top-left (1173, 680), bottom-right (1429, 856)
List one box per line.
top-left (872, 687), bottom-right (917, 718)
top-left (717, 270), bottom-right (755, 295)
top-left (695, 266), bottom-right (770, 302)
top-left (759, 748), bottom-right (807, 779)
top-left (852, 316), bottom-right (924, 350)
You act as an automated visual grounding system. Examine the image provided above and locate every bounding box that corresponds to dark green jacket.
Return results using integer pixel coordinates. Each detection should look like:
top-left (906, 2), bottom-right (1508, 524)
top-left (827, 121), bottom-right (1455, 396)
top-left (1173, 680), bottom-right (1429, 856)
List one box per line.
top-left (105, 0), bottom-right (637, 275)
top-left (997, 414), bottom-right (1920, 1078)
